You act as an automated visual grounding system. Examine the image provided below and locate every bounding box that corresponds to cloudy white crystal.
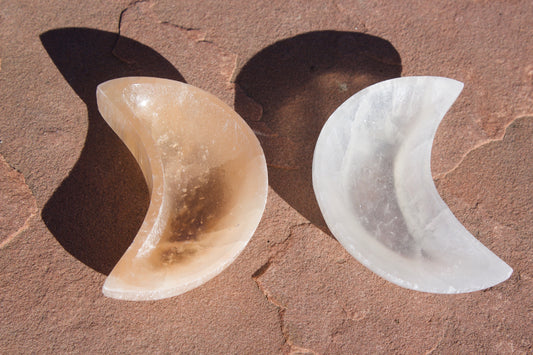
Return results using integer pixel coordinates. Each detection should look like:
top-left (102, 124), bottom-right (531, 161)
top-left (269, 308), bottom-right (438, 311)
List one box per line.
top-left (312, 76), bottom-right (512, 293)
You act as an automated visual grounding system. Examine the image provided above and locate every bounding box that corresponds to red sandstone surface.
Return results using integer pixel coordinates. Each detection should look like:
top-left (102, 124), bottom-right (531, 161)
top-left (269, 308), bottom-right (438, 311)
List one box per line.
top-left (0, 0), bottom-right (531, 353)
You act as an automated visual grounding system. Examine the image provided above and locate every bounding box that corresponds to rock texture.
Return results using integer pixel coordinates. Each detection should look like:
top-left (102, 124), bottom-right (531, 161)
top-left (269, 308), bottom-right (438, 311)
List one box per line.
top-left (0, 0), bottom-right (531, 353)
top-left (0, 155), bottom-right (38, 248)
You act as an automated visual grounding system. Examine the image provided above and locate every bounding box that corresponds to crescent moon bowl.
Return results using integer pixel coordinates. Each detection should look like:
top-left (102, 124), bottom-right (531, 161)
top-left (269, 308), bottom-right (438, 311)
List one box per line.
top-left (96, 77), bottom-right (268, 300)
top-left (312, 76), bottom-right (512, 293)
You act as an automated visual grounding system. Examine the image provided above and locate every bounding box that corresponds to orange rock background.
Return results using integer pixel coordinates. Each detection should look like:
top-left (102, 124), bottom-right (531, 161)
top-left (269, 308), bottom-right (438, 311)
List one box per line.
top-left (0, 0), bottom-right (531, 353)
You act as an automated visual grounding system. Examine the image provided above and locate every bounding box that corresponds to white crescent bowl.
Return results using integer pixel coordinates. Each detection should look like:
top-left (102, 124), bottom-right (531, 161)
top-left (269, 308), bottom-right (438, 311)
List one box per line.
top-left (312, 76), bottom-right (512, 293)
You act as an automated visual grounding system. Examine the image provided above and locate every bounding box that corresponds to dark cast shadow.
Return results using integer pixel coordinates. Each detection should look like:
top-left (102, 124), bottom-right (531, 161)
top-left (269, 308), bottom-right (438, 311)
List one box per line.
top-left (235, 31), bottom-right (402, 233)
top-left (40, 28), bottom-right (185, 274)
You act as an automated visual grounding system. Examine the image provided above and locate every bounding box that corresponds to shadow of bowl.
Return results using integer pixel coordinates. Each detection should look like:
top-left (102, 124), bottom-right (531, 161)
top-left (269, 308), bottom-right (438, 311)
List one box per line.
top-left (235, 31), bottom-right (402, 233)
top-left (40, 28), bottom-right (185, 274)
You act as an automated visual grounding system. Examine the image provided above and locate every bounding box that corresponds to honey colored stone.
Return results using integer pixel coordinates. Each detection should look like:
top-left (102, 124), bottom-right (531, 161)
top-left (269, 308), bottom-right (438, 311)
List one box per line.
top-left (96, 77), bottom-right (268, 300)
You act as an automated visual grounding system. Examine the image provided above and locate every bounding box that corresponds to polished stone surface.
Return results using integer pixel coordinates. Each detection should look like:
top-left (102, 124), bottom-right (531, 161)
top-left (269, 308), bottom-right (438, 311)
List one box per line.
top-left (97, 77), bottom-right (267, 300)
top-left (313, 77), bottom-right (512, 293)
